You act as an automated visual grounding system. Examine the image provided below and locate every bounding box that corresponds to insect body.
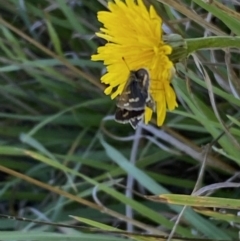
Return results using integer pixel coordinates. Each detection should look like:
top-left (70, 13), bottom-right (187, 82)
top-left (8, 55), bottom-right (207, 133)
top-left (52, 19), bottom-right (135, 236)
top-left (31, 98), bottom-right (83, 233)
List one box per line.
top-left (115, 68), bottom-right (155, 129)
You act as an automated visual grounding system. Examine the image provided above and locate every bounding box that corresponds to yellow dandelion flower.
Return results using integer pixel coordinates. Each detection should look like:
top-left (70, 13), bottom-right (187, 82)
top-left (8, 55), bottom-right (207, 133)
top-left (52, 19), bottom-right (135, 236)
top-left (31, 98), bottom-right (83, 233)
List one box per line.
top-left (91, 0), bottom-right (178, 126)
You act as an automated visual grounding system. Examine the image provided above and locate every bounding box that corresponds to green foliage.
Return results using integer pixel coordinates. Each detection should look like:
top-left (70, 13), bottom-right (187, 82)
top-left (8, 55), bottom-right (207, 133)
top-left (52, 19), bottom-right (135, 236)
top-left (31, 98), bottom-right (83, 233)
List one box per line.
top-left (0, 0), bottom-right (239, 240)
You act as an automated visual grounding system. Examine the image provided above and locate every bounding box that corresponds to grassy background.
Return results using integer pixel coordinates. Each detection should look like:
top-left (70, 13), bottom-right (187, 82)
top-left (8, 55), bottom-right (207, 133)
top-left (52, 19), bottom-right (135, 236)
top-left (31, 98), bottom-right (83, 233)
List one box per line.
top-left (0, 0), bottom-right (240, 240)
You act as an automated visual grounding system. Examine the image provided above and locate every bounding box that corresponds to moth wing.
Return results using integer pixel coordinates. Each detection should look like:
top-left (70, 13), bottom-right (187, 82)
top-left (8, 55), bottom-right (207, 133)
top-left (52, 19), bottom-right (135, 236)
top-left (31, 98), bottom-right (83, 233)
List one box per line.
top-left (115, 108), bottom-right (144, 124)
top-left (146, 95), bottom-right (156, 112)
top-left (116, 80), bottom-right (148, 110)
top-left (129, 116), bottom-right (143, 129)
top-left (115, 80), bottom-right (132, 109)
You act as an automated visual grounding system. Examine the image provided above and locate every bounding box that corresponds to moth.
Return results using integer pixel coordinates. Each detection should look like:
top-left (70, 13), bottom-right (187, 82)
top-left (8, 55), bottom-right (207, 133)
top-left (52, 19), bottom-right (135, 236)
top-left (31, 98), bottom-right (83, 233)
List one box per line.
top-left (115, 68), bottom-right (155, 129)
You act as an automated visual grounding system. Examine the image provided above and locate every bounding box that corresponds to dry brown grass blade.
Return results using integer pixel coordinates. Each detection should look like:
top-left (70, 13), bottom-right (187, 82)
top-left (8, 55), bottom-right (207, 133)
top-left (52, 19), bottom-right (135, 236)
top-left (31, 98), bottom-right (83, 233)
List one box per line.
top-left (211, 0), bottom-right (240, 21)
top-left (0, 17), bottom-right (103, 90)
top-left (154, 0), bottom-right (227, 36)
top-left (192, 53), bottom-right (240, 150)
top-left (144, 125), bottom-right (237, 174)
top-left (225, 49), bottom-right (240, 99)
top-left (0, 213), bottom-right (232, 241)
top-left (0, 164), bottom-right (163, 235)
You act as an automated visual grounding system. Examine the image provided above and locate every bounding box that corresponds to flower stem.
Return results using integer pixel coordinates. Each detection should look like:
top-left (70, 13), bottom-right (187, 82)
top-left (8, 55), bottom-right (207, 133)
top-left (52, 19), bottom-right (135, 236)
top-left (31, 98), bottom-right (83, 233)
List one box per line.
top-left (186, 36), bottom-right (240, 55)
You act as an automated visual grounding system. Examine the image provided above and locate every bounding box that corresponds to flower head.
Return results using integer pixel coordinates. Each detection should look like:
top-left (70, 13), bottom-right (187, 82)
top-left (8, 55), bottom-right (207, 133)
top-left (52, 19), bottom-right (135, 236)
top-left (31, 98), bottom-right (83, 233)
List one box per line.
top-left (91, 0), bottom-right (177, 126)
